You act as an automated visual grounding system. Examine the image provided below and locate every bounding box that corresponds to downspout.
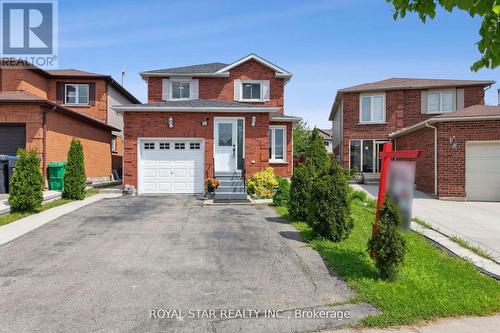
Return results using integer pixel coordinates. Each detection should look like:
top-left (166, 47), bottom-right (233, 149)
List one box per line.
top-left (426, 122), bottom-right (438, 197)
top-left (43, 106), bottom-right (56, 188)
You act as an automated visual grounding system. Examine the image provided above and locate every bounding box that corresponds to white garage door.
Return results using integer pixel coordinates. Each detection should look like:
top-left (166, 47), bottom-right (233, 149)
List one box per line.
top-left (138, 139), bottom-right (204, 194)
top-left (466, 141), bottom-right (500, 201)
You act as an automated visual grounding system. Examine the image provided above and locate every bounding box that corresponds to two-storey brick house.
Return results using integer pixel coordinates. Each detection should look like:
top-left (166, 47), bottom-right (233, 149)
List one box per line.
top-left (329, 78), bottom-right (500, 201)
top-left (0, 60), bottom-right (139, 185)
top-left (114, 54), bottom-right (300, 196)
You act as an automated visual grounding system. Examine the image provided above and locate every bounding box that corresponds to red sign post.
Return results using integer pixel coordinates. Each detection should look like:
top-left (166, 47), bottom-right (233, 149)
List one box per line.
top-left (371, 143), bottom-right (421, 257)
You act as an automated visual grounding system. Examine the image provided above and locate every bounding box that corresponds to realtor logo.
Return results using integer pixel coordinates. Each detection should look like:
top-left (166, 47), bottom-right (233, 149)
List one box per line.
top-left (0, 0), bottom-right (58, 67)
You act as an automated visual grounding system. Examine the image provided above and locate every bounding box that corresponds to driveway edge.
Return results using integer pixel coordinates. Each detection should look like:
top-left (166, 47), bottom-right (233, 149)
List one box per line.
top-left (0, 193), bottom-right (122, 246)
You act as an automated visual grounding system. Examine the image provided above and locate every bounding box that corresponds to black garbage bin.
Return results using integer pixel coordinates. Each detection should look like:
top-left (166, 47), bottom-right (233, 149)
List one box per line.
top-left (0, 155), bottom-right (18, 194)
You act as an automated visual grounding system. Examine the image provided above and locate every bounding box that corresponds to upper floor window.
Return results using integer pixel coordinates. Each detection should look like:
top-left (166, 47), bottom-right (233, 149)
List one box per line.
top-left (428, 91), bottom-right (453, 113)
top-left (360, 94), bottom-right (385, 123)
top-left (65, 84), bottom-right (89, 105)
top-left (172, 81), bottom-right (190, 100)
top-left (242, 82), bottom-right (261, 101)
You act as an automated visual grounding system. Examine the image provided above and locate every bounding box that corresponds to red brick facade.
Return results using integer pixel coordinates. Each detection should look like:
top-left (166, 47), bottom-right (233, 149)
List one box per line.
top-left (394, 120), bottom-right (500, 199)
top-left (123, 112), bottom-right (292, 187)
top-left (341, 86), bottom-right (485, 168)
top-left (125, 58), bottom-right (293, 190)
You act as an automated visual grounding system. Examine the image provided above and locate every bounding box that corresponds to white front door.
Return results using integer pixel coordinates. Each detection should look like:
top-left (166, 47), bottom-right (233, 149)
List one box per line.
top-left (214, 119), bottom-right (237, 172)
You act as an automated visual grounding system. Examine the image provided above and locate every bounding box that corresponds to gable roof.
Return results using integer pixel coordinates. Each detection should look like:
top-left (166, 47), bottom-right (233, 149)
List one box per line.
top-left (140, 54), bottom-right (292, 80)
top-left (0, 91), bottom-right (120, 131)
top-left (329, 77), bottom-right (495, 120)
top-left (389, 105), bottom-right (500, 138)
top-left (318, 128), bottom-right (332, 139)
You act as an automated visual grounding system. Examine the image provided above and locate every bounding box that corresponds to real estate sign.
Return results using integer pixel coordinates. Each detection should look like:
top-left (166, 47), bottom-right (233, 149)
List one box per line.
top-left (386, 161), bottom-right (416, 231)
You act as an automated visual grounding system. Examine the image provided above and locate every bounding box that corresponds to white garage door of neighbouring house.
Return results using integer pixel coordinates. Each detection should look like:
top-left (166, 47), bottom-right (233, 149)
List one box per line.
top-left (138, 139), bottom-right (204, 194)
top-left (466, 141), bottom-right (500, 202)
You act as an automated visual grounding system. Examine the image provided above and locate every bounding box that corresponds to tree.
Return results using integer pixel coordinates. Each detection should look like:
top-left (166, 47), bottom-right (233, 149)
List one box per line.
top-left (288, 160), bottom-right (316, 221)
top-left (8, 149), bottom-right (44, 212)
top-left (367, 196), bottom-right (407, 279)
top-left (272, 177), bottom-right (290, 207)
top-left (306, 157), bottom-right (353, 241)
top-left (63, 138), bottom-right (86, 200)
top-left (387, 0), bottom-right (499, 71)
top-left (306, 128), bottom-right (330, 173)
top-left (293, 120), bottom-right (310, 157)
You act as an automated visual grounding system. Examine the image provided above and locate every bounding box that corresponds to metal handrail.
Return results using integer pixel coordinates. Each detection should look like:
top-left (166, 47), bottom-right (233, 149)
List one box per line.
top-left (213, 158), bottom-right (216, 179)
top-left (241, 158), bottom-right (246, 188)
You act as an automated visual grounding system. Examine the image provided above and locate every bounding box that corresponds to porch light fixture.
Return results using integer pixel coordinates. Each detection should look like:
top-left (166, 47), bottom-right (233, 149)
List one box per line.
top-left (168, 116), bottom-right (174, 128)
top-left (251, 115), bottom-right (256, 127)
top-left (449, 136), bottom-right (457, 149)
top-left (201, 117), bottom-right (209, 127)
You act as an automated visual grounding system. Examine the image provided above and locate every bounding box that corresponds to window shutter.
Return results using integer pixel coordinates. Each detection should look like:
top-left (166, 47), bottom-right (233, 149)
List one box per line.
top-left (56, 82), bottom-right (64, 104)
top-left (457, 88), bottom-right (465, 110)
top-left (233, 79), bottom-right (241, 101)
top-left (162, 79), bottom-right (170, 101)
top-left (262, 80), bottom-right (270, 101)
top-left (420, 90), bottom-right (428, 114)
top-left (192, 79), bottom-right (199, 99)
top-left (89, 82), bottom-right (96, 106)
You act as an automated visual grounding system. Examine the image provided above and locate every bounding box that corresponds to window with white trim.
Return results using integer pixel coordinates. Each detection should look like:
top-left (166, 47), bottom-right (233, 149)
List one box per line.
top-left (174, 142), bottom-right (186, 150)
top-left (269, 126), bottom-right (286, 162)
top-left (171, 81), bottom-right (190, 100)
top-left (111, 135), bottom-right (117, 152)
top-left (241, 81), bottom-right (261, 101)
top-left (360, 94), bottom-right (385, 123)
top-left (190, 142), bottom-right (200, 150)
top-left (159, 142), bottom-right (170, 150)
top-left (65, 84), bottom-right (89, 105)
top-left (428, 91), bottom-right (453, 113)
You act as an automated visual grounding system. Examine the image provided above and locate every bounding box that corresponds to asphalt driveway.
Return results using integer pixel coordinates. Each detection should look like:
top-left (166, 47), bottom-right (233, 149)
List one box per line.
top-left (0, 196), bottom-right (375, 333)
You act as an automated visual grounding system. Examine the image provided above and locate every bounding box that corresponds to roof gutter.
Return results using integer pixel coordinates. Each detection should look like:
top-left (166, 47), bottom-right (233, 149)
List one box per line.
top-left (140, 72), bottom-right (230, 79)
top-left (389, 115), bottom-right (500, 138)
top-left (112, 105), bottom-right (281, 114)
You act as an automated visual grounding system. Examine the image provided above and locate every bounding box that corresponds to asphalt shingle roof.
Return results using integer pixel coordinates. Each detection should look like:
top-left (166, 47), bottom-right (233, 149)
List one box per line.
top-left (117, 99), bottom-right (276, 109)
top-left (434, 105), bottom-right (500, 118)
top-left (339, 78), bottom-right (495, 92)
top-left (142, 62), bottom-right (228, 74)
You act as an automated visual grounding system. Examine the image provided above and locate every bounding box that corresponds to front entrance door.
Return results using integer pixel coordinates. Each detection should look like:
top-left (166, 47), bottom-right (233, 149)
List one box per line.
top-left (215, 119), bottom-right (237, 172)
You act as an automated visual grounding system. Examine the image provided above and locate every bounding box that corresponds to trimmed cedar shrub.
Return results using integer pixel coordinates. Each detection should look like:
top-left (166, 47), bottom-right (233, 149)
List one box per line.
top-left (8, 149), bottom-right (44, 212)
top-left (63, 138), bottom-right (86, 200)
top-left (272, 177), bottom-right (290, 207)
top-left (367, 195), bottom-right (407, 280)
top-left (246, 167), bottom-right (278, 199)
top-left (306, 157), bottom-right (353, 241)
top-left (288, 160), bottom-right (316, 221)
top-left (306, 128), bottom-right (330, 173)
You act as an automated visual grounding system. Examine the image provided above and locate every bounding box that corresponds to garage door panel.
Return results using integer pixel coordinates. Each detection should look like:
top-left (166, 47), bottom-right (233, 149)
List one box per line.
top-left (139, 139), bottom-right (204, 194)
top-left (466, 142), bottom-right (500, 201)
top-left (0, 124), bottom-right (25, 155)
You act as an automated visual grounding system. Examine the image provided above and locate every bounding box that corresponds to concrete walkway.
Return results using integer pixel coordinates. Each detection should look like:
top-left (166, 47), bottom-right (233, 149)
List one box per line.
top-left (325, 314), bottom-right (500, 333)
top-left (0, 193), bottom-right (121, 246)
top-left (351, 184), bottom-right (500, 278)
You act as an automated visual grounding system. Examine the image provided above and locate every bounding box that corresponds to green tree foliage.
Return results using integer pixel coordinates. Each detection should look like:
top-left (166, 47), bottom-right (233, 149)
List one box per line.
top-left (246, 167), bottom-right (278, 199)
top-left (63, 138), bottom-right (86, 200)
top-left (387, 0), bottom-right (500, 71)
top-left (272, 177), bottom-right (290, 206)
top-left (306, 128), bottom-right (330, 173)
top-left (367, 196), bottom-right (408, 279)
top-left (288, 160), bottom-right (316, 221)
top-left (8, 149), bottom-right (44, 212)
top-left (292, 120), bottom-right (310, 157)
top-left (306, 157), bottom-right (353, 241)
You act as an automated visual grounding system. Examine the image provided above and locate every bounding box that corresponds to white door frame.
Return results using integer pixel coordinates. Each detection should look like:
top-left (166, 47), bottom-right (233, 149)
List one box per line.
top-left (213, 117), bottom-right (245, 172)
top-left (137, 137), bottom-right (205, 195)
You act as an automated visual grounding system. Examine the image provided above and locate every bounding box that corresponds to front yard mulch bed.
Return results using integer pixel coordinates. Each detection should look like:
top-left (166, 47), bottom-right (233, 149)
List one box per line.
top-left (274, 193), bottom-right (500, 327)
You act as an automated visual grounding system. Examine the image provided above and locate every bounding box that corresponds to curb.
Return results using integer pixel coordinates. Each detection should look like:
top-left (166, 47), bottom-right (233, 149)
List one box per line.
top-left (0, 193), bottom-right (121, 246)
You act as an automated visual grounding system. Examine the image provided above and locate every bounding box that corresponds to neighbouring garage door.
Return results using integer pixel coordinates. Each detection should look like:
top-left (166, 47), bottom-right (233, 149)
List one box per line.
top-left (0, 124), bottom-right (25, 155)
top-left (138, 139), bottom-right (204, 194)
top-left (466, 141), bottom-right (500, 201)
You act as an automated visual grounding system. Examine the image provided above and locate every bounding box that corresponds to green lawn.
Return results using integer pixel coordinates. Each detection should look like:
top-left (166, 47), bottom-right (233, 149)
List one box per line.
top-left (274, 193), bottom-right (500, 327)
top-left (0, 188), bottom-right (100, 227)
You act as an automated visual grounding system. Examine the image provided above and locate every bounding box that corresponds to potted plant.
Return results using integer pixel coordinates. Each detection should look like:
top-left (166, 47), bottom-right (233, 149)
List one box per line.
top-left (205, 178), bottom-right (220, 195)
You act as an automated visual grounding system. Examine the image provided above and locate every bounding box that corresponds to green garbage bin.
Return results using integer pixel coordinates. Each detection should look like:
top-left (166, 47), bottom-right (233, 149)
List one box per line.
top-left (48, 162), bottom-right (67, 190)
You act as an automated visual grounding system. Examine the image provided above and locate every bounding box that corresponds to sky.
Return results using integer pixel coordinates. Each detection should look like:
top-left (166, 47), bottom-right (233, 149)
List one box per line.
top-left (56, 0), bottom-right (498, 129)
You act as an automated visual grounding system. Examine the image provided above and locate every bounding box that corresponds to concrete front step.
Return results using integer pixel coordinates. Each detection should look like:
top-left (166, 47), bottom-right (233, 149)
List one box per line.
top-left (218, 179), bottom-right (245, 187)
top-left (214, 193), bottom-right (248, 201)
top-left (215, 186), bottom-right (246, 193)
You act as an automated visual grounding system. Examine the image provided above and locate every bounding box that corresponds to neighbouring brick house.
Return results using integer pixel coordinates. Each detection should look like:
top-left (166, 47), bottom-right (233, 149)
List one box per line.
top-left (114, 54), bottom-right (301, 196)
top-left (0, 60), bottom-right (139, 185)
top-left (329, 78), bottom-right (499, 201)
